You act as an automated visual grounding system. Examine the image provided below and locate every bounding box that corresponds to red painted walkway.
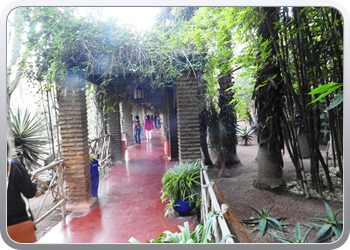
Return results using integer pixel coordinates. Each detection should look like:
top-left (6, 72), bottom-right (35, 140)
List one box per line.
top-left (37, 129), bottom-right (197, 243)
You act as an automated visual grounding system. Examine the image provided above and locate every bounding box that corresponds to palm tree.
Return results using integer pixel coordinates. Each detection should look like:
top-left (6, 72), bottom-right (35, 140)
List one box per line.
top-left (252, 7), bottom-right (285, 189)
top-left (11, 107), bottom-right (49, 170)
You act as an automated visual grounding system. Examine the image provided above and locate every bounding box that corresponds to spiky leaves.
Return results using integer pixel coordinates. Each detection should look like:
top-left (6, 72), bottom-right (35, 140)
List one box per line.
top-left (236, 126), bottom-right (255, 145)
top-left (268, 222), bottom-right (312, 243)
top-left (242, 202), bottom-right (287, 236)
top-left (11, 107), bottom-right (49, 170)
top-left (309, 202), bottom-right (343, 243)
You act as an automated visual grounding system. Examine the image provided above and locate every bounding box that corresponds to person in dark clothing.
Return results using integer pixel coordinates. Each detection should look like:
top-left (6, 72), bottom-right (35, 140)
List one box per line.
top-left (7, 143), bottom-right (37, 226)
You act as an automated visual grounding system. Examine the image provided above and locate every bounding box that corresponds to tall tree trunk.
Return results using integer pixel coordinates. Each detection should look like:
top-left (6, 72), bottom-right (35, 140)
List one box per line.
top-left (253, 7), bottom-right (285, 190)
top-left (218, 75), bottom-right (240, 165)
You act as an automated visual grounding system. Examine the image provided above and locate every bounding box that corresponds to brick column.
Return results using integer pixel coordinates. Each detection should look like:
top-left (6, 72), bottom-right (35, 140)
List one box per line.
top-left (163, 89), bottom-right (170, 141)
top-left (106, 92), bottom-right (123, 162)
top-left (122, 99), bottom-right (134, 147)
top-left (57, 77), bottom-right (96, 210)
top-left (176, 73), bottom-right (201, 161)
top-left (167, 87), bottom-right (179, 160)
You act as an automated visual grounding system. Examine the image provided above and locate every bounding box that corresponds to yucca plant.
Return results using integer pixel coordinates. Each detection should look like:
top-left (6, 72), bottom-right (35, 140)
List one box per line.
top-left (160, 160), bottom-right (201, 217)
top-left (308, 202), bottom-right (343, 242)
top-left (236, 126), bottom-right (255, 145)
top-left (242, 202), bottom-right (287, 236)
top-left (11, 107), bottom-right (49, 170)
top-left (268, 222), bottom-right (312, 243)
top-left (129, 211), bottom-right (236, 243)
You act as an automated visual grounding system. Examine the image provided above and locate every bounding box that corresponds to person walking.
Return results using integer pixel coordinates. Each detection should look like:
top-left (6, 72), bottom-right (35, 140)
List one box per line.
top-left (133, 115), bottom-right (141, 146)
top-left (144, 115), bottom-right (154, 141)
top-left (156, 114), bottom-right (161, 129)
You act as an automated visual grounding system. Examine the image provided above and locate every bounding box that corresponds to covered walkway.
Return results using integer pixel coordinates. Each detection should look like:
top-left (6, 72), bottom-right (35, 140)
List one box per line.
top-left (37, 129), bottom-right (198, 243)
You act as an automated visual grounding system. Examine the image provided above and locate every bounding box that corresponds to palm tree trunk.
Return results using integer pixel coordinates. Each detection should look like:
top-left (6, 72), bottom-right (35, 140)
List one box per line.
top-left (252, 7), bottom-right (285, 190)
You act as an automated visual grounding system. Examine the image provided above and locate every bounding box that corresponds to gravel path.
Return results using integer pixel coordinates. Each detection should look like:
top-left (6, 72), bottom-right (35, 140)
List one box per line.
top-left (209, 135), bottom-right (343, 244)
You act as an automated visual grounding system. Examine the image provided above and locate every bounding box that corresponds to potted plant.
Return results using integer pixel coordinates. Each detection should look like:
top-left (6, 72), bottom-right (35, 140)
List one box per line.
top-left (89, 154), bottom-right (99, 197)
top-left (160, 161), bottom-right (201, 217)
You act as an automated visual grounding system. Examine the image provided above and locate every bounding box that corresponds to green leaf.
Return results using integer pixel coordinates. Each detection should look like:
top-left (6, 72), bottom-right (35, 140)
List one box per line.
top-left (315, 224), bottom-right (332, 242)
top-left (267, 217), bottom-right (283, 231)
top-left (332, 225), bottom-right (343, 238)
top-left (267, 230), bottom-right (292, 243)
top-left (326, 91), bottom-right (343, 110)
top-left (308, 82), bottom-right (341, 95)
top-left (259, 219), bottom-right (267, 236)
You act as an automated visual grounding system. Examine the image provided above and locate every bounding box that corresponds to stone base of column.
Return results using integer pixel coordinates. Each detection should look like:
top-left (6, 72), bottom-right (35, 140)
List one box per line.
top-left (66, 197), bottom-right (98, 211)
top-left (163, 156), bottom-right (179, 161)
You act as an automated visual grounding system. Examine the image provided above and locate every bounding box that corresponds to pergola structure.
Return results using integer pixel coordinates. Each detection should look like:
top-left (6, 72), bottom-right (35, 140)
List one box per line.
top-left (57, 71), bottom-right (203, 210)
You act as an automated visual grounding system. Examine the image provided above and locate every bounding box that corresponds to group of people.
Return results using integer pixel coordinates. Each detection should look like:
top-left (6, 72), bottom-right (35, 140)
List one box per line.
top-left (133, 114), bottom-right (158, 145)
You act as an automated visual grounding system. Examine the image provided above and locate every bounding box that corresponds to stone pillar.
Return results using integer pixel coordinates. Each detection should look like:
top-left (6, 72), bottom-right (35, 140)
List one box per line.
top-left (176, 73), bottom-right (201, 161)
top-left (57, 77), bottom-right (96, 210)
top-left (122, 99), bottom-right (134, 147)
top-left (106, 92), bottom-right (123, 162)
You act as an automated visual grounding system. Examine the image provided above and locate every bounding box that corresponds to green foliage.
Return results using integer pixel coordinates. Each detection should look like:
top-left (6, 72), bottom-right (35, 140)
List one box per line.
top-left (308, 83), bottom-right (343, 110)
top-left (268, 222), bottom-right (312, 243)
top-left (160, 161), bottom-right (201, 217)
top-left (129, 211), bottom-right (236, 243)
top-left (308, 202), bottom-right (343, 243)
top-left (89, 154), bottom-right (97, 162)
top-left (17, 7), bottom-right (203, 93)
top-left (11, 107), bottom-right (49, 170)
top-left (242, 202), bottom-right (287, 236)
top-left (236, 126), bottom-right (255, 145)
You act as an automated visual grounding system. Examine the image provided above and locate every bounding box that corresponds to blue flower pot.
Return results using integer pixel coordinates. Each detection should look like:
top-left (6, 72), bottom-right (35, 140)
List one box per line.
top-left (173, 198), bottom-right (195, 216)
top-left (90, 160), bottom-right (99, 197)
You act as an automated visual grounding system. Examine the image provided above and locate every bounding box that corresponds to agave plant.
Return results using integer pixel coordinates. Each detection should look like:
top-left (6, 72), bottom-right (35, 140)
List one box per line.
top-left (236, 126), bottom-right (255, 145)
top-left (129, 211), bottom-right (236, 243)
top-left (268, 222), bottom-right (312, 243)
top-left (11, 107), bottom-right (49, 170)
top-left (309, 202), bottom-right (343, 243)
top-left (242, 202), bottom-right (287, 236)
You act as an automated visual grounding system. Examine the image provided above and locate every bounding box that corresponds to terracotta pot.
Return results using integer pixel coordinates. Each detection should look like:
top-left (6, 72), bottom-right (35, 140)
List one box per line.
top-left (164, 140), bottom-right (170, 157)
top-left (122, 140), bottom-right (126, 160)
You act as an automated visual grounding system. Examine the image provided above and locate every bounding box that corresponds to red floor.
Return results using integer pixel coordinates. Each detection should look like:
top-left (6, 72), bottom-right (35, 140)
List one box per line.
top-left (37, 129), bottom-right (198, 243)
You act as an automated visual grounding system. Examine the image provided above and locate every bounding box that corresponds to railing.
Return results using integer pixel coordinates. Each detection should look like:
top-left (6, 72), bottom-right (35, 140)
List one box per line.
top-left (30, 159), bottom-right (67, 226)
top-left (88, 134), bottom-right (111, 176)
top-left (199, 149), bottom-right (251, 243)
top-left (28, 134), bottom-right (111, 227)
